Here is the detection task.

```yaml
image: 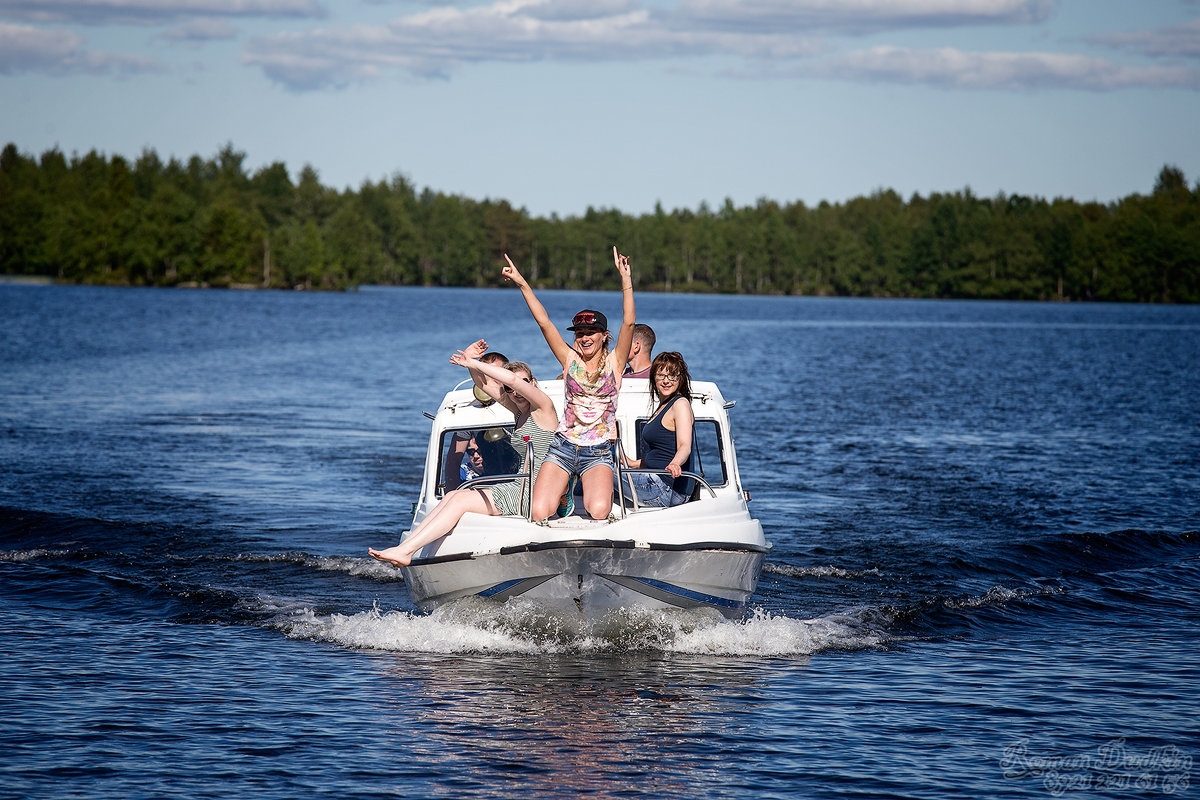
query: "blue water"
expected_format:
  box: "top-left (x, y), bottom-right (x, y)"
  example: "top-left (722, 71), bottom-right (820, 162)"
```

top-left (2, 284), bottom-right (1198, 799)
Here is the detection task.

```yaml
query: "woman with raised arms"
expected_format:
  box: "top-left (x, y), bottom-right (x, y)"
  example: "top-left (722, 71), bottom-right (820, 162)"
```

top-left (502, 247), bottom-right (635, 522)
top-left (368, 342), bottom-right (558, 568)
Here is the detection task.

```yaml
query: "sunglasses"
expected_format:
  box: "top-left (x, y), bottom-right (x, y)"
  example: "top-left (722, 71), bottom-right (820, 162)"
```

top-left (466, 447), bottom-right (481, 456)
top-left (501, 377), bottom-right (532, 393)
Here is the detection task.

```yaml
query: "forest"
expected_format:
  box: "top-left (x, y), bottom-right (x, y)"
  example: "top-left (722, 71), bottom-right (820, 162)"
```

top-left (1, 142), bottom-right (1197, 302)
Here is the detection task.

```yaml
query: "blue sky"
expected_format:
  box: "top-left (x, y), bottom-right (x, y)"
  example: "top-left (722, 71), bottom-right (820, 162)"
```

top-left (2, 1), bottom-right (1198, 218)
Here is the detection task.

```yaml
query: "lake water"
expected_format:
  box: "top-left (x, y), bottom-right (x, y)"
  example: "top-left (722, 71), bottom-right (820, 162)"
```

top-left (1, 284), bottom-right (1198, 799)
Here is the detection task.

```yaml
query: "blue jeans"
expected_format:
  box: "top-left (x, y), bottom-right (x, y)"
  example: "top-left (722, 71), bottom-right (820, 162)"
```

top-left (543, 434), bottom-right (614, 477)
top-left (625, 472), bottom-right (688, 508)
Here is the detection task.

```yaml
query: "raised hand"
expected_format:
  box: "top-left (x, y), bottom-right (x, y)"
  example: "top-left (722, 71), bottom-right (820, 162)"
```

top-left (449, 350), bottom-right (470, 367)
top-left (502, 254), bottom-right (527, 286)
top-left (462, 339), bottom-right (488, 360)
top-left (612, 246), bottom-right (631, 280)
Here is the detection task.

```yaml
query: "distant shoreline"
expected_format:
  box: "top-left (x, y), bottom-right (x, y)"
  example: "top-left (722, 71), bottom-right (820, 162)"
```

top-left (0, 275), bottom-right (55, 285)
top-left (3, 277), bottom-right (1194, 304)
top-left (4, 143), bottom-right (1195, 303)
top-left (0, 276), bottom-right (325, 291)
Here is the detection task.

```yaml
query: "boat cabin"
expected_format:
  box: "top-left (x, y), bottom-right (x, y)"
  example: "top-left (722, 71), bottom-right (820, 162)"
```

top-left (416, 377), bottom-right (747, 523)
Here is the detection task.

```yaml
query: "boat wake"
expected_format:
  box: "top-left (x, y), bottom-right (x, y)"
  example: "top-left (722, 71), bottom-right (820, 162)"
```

top-left (203, 550), bottom-right (404, 581)
top-left (272, 598), bottom-right (888, 657)
top-left (764, 563), bottom-right (882, 579)
top-left (11, 499), bottom-right (1191, 661)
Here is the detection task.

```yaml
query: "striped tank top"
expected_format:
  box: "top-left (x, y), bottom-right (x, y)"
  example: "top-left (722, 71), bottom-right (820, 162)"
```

top-left (488, 414), bottom-right (556, 517)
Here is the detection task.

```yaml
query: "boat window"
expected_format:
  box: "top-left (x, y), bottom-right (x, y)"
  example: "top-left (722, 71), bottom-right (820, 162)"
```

top-left (436, 426), bottom-right (518, 496)
top-left (691, 420), bottom-right (728, 488)
top-left (630, 418), bottom-right (728, 489)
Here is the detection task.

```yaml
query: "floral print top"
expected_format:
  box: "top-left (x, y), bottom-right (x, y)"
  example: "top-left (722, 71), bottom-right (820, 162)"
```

top-left (557, 356), bottom-right (619, 446)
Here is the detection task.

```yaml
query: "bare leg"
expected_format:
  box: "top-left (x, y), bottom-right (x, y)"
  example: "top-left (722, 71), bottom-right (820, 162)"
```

top-left (369, 489), bottom-right (495, 567)
top-left (580, 464), bottom-right (614, 520)
top-left (531, 461), bottom-right (570, 522)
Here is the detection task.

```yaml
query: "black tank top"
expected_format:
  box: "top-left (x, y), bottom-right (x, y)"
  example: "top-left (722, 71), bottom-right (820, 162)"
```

top-left (639, 395), bottom-right (693, 495)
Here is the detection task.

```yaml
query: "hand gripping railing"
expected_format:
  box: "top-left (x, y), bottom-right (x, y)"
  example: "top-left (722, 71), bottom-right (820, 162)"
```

top-left (613, 438), bottom-right (716, 518)
top-left (614, 469), bottom-right (716, 516)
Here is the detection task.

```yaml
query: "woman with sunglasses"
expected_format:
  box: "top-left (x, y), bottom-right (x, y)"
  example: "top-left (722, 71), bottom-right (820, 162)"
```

top-left (619, 351), bottom-right (695, 508)
top-left (368, 346), bottom-right (558, 568)
top-left (502, 247), bottom-right (635, 522)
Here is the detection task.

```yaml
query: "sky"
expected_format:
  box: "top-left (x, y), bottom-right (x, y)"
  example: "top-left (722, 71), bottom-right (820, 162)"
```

top-left (1, 0), bottom-right (1198, 218)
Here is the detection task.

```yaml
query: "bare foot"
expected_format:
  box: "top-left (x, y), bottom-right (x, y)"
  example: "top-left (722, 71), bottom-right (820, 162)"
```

top-left (368, 546), bottom-right (411, 568)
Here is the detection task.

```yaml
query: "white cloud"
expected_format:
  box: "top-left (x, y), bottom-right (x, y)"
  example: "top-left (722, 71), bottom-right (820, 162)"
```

top-left (240, 0), bottom-right (1073, 90)
top-left (14, 0), bottom-right (1188, 95)
top-left (673, 0), bottom-right (1054, 34)
top-left (237, 2), bottom-right (1200, 93)
top-left (1090, 18), bottom-right (1200, 61)
top-left (808, 45), bottom-right (1200, 90)
top-left (159, 17), bottom-right (239, 42)
top-left (0, 0), bottom-right (323, 25)
top-left (242, 0), bottom-right (824, 89)
top-left (522, 0), bottom-right (639, 22)
top-left (0, 20), bottom-right (162, 73)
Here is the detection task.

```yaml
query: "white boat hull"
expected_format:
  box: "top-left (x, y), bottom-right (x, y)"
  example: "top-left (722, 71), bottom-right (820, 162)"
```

top-left (403, 539), bottom-right (766, 619)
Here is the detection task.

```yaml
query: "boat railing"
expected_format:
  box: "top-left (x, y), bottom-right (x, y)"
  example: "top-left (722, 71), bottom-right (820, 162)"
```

top-left (450, 454), bottom-right (715, 524)
top-left (454, 469), bottom-right (538, 522)
top-left (613, 469), bottom-right (717, 517)
top-left (612, 437), bottom-right (718, 517)
top-left (455, 471), bottom-right (529, 491)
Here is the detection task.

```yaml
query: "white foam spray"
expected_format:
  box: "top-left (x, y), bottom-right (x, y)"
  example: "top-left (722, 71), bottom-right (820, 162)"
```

top-left (273, 599), bottom-right (888, 657)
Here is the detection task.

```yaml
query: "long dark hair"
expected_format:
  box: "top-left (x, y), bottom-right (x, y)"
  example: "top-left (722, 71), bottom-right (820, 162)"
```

top-left (648, 351), bottom-right (691, 408)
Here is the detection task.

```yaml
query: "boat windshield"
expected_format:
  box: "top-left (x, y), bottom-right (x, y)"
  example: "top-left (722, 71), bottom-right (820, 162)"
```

top-left (437, 426), bottom-right (519, 495)
top-left (628, 417), bottom-right (728, 489)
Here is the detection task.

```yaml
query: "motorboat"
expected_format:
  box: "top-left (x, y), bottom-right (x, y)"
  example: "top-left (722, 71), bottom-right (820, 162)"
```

top-left (398, 378), bottom-right (769, 619)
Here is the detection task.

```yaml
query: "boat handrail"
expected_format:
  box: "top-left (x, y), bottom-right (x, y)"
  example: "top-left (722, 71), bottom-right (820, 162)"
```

top-left (615, 468), bottom-right (717, 509)
top-left (612, 438), bottom-right (715, 518)
top-left (455, 471), bottom-right (530, 493)
top-left (613, 466), bottom-right (718, 519)
top-left (453, 465), bottom-right (715, 522)
top-left (454, 469), bottom-right (537, 523)
top-left (439, 418), bottom-right (721, 524)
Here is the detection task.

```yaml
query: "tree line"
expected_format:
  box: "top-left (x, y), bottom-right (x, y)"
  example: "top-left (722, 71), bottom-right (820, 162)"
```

top-left (2, 142), bottom-right (1197, 302)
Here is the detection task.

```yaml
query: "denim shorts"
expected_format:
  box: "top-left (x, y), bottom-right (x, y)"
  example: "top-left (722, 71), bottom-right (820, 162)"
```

top-left (625, 472), bottom-right (688, 508)
top-left (543, 433), bottom-right (614, 477)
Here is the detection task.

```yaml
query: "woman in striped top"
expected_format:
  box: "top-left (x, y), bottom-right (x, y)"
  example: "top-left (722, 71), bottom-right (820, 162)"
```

top-left (368, 347), bottom-right (558, 568)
